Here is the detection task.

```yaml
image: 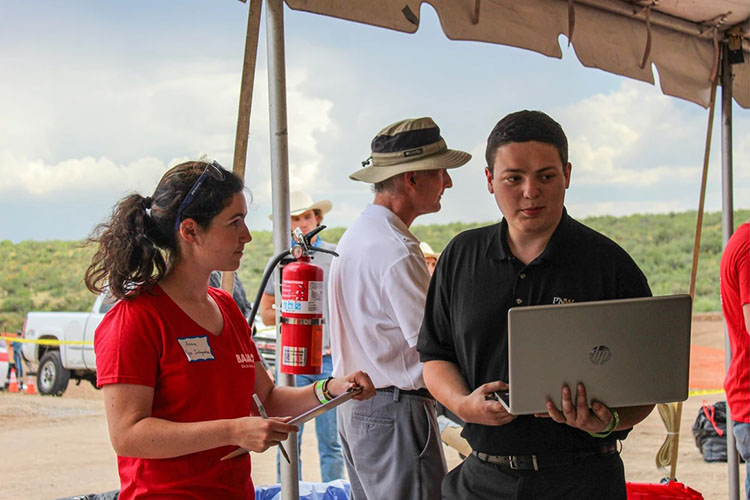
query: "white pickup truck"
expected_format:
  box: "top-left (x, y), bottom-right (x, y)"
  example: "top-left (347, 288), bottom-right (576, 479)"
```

top-left (22, 293), bottom-right (114, 396)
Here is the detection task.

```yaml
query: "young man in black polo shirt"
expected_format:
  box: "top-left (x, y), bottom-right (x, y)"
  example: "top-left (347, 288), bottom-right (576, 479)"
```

top-left (417, 110), bottom-right (654, 499)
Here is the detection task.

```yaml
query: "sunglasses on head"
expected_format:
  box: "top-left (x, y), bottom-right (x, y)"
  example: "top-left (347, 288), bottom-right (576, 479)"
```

top-left (174, 161), bottom-right (226, 231)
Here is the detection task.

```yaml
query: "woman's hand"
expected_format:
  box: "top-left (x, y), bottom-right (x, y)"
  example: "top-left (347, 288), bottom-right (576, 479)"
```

top-left (327, 371), bottom-right (376, 401)
top-left (232, 416), bottom-right (298, 453)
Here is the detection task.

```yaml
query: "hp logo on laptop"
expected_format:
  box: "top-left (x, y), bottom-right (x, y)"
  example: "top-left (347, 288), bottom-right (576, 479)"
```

top-left (589, 345), bottom-right (611, 365)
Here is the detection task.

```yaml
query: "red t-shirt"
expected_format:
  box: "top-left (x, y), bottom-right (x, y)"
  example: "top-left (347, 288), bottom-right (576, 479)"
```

top-left (721, 223), bottom-right (750, 423)
top-left (95, 285), bottom-right (260, 499)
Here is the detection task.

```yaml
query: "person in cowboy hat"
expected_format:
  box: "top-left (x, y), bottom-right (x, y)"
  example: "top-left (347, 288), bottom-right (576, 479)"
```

top-left (259, 190), bottom-right (344, 482)
top-left (328, 117), bottom-right (471, 500)
top-left (419, 241), bottom-right (440, 276)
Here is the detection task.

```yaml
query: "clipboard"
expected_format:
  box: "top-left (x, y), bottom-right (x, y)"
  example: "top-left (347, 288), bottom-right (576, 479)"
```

top-left (220, 386), bottom-right (362, 461)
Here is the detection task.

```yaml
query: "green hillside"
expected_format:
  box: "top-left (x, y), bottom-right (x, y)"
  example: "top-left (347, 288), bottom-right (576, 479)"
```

top-left (1, 209), bottom-right (747, 332)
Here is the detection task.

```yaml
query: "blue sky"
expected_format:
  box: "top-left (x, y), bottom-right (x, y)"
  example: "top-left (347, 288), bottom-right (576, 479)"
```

top-left (1, 1), bottom-right (748, 243)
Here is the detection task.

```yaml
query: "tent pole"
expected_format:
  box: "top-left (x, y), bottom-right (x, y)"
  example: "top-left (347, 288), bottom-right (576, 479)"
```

top-left (223, 0), bottom-right (264, 294)
top-left (665, 51), bottom-right (719, 483)
top-left (721, 42), bottom-right (740, 500)
top-left (266, 0), bottom-right (299, 497)
top-left (232, 0), bottom-right (262, 180)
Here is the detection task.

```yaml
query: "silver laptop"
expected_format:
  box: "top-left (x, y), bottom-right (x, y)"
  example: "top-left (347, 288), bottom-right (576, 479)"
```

top-left (498, 294), bottom-right (692, 415)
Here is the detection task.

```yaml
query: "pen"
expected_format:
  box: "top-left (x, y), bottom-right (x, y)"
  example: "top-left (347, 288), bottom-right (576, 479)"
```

top-left (253, 393), bottom-right (291, 464)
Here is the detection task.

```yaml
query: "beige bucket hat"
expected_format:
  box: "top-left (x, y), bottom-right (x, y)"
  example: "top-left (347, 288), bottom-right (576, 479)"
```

top-left (268, 190), bottom-right (333, 220)
top-left (350, 117), bottom-right (472, 183)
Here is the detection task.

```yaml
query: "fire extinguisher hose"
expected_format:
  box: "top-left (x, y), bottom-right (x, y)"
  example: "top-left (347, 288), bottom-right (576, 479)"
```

top-left (247, 249), bottom-right (291, 327)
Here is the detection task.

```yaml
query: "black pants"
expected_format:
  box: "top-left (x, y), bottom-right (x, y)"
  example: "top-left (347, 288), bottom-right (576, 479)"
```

top-left (442, 451), bottom-right (627, 500)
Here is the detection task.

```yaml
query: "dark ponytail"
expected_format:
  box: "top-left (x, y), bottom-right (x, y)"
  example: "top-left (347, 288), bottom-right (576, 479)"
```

top-left (85, 193), bottom-right (165, 300)
top-left (85, 161), bottom-right (245, 300)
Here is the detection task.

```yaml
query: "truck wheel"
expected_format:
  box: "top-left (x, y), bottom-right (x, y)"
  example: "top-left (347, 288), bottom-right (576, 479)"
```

top-left (37, 351), bottom-right (70, 396)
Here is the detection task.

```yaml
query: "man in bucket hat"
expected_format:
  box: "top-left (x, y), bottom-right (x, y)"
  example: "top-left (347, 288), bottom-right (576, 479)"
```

top-left (328, 117), bottom-right (471, 499)
top-left (260, 190), bottom-right (344, 482)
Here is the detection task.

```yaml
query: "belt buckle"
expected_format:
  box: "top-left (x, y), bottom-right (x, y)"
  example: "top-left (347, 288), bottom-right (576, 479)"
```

top-left (509, 455), bottom-right (540, 471)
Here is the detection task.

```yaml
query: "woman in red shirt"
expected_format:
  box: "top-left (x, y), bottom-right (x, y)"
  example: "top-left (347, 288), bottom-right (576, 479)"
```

top-left (86, 160), bottom-right (374, 499)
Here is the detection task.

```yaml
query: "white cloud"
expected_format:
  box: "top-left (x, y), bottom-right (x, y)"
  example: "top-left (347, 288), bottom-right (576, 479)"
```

top-left (273, 68), bottom-right (338, 192)
top-left (570, 137), bottom-right (702, 186)
top-left (0, 152), bottom-right (167, 200)
top-left (0, 56), bottom-right (338, 205)
top-left (558, 79), bottom-right (710, 187)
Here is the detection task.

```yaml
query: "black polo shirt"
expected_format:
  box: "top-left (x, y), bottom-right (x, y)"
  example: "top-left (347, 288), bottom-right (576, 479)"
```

top-left (417, 209), bottom-right (651, 455)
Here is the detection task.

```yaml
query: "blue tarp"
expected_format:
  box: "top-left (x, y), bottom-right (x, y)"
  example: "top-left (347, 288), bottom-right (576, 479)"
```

top-left (255, 480), bottom-right (350, 500)
top-left (57, 491), bottom-right (120, 500)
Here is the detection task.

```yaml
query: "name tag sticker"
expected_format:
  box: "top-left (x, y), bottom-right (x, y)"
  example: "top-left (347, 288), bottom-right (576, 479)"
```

top-left (177, 335), bottom-right (215, 362)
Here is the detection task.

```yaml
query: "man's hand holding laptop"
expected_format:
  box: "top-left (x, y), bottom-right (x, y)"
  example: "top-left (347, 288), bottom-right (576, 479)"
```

top-left (536, 383), bottom-right (616, 434)
top-left (536, 383), bottom-right (654, 438)
top-left (455, 380), bottom-right (516, 426)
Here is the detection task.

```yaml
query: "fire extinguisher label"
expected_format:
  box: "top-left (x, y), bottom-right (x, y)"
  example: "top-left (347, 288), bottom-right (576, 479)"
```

top-left (283, 346), bottom-right (307, 367)
top-left (281, 280), bottom-right (325, 314)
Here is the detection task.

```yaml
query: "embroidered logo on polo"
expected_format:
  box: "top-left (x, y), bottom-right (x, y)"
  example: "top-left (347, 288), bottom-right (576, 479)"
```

top-left (552, 296), bottom-right (575, 304)
top-left (177, 335), bottom-right (215, 362)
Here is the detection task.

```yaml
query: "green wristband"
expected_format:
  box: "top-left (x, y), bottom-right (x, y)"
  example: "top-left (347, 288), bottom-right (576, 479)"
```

top-left (313, 379), bottom-right (330, 404)
top-left (589, 406), bottom-right (620, 438)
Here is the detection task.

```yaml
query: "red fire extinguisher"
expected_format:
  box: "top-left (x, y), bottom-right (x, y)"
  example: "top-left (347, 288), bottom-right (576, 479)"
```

top-left (247, 226), bottom-right (337, 376)
top-left (276, 226), bottom-right (337, 375)
top-left (279, 252), bottom-right (324, 374)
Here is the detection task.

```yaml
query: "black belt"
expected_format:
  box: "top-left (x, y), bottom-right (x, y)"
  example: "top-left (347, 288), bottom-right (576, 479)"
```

top-left (376, 386), bottom-right (433, 401)
top-left (472, 442), bottom-right (618, 471)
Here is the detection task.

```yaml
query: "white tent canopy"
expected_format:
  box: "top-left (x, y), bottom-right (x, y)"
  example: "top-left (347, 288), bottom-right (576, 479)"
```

top-left (286, 0), bottom-right (750, 108)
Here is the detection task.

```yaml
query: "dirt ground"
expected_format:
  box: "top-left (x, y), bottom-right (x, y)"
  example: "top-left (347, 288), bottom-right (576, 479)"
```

top-left (0, 315), bottom-right (740, 500)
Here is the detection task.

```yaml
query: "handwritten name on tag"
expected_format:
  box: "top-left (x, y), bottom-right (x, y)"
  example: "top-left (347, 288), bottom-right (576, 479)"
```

top-left (177, 335), bottom-right (215, 362)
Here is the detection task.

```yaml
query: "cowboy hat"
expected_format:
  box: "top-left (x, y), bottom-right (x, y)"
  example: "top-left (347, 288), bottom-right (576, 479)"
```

top-left (350, 117), bottom-right (471, 184)
top-left (268, 191), bottom-right (333, 220)
top-left (419, 241), bottom-right (440, 259)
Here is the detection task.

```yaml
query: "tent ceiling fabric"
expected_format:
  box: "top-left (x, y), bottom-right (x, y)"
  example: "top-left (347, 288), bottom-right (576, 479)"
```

top-left (285, 0), bottom-right (750, 108)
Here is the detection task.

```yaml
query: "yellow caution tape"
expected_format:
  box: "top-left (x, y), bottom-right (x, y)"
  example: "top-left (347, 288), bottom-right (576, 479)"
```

top-left (688, 388), bottom-right (725, 397)
top-left (0, 335), bottom-right (92, 346)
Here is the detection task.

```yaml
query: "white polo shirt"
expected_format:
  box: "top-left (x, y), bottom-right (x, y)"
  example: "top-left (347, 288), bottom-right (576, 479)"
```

top-left (328, 204), bottom-right (431, 390)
